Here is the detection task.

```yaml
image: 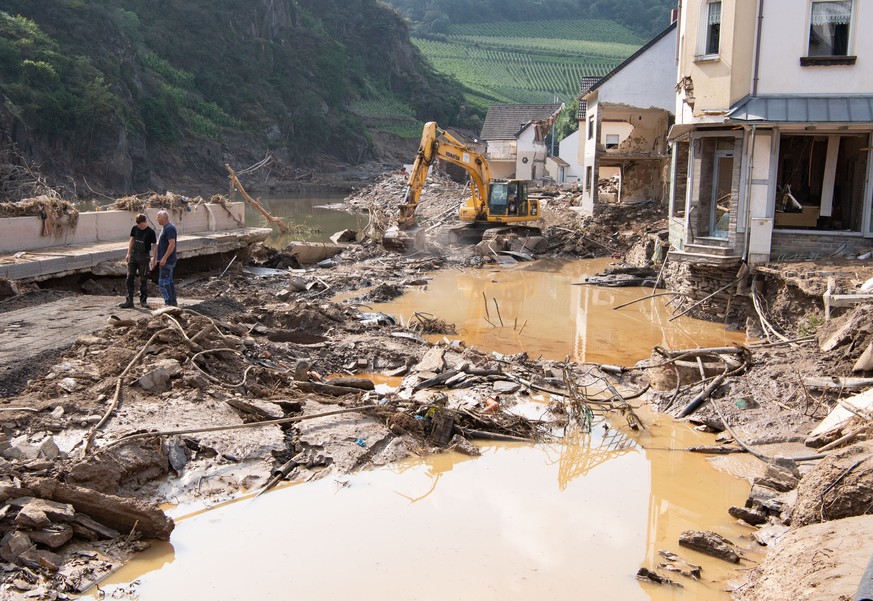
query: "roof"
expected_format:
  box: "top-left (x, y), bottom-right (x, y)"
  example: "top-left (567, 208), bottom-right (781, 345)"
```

top-left (586, 21), bottom-right (677, 96)
top-left (726, 95), bottom-right (873, 123)
top-left (577, 76), bottom-right (601, 119)
top-left (480, 104), bottom-right (563, 141)
top-left (547, 156), bottom-right (570, 167)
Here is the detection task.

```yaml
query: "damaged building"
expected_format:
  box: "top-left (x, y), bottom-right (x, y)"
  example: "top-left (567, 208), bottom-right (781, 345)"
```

top-left (578, 21), bottom-right (678, 214)
top-left (668, 0), bottom-right (873, 264)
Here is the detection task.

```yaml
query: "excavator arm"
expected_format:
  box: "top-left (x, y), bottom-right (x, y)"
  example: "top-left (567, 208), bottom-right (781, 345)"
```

top-left (397, 122), bottom-right (492, 227)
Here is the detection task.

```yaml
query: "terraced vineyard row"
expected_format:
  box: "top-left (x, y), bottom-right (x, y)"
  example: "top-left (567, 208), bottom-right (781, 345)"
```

top-left (413, 19), bottom-right (645, 108)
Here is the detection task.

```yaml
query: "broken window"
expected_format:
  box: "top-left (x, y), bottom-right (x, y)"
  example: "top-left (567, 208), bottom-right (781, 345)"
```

top-left (774, 133), bottom-right (868, 232)
top-left (705, 1), bottom-right (721, 56)
top-left (808, 1), bottom-right (852, 56)
top-left (605, 134), bottom-right (620, 149)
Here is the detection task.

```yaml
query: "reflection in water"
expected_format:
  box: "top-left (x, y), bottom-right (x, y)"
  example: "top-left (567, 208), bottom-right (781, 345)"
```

top-left (374, 258), bottom-right (747, 365)
top-left (82, 260), bottom-right (757, 601)
top-left (86, 418), bottom-right (755, 601)
top-left (546, 426), bottom-right (638, 491)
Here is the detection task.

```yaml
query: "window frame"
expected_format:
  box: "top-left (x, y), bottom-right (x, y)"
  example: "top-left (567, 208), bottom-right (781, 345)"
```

top-left (605, 133), bottom-right (620, 149)
top-left (802, 0), bottom-right (856, 65)
top-left (696, 0), bottom-right (722, 60)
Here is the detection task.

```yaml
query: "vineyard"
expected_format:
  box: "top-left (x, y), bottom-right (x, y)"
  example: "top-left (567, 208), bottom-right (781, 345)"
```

top-left (413, 19), bottom-right (645, 109)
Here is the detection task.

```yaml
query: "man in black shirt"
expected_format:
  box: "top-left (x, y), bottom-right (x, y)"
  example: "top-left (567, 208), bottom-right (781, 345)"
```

top-left (120, 214), bottom-right (157, 308)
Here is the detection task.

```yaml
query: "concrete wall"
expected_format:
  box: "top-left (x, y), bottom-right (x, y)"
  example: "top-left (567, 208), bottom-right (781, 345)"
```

top-left (1, 203), bottom-right (245, 253)
top-left (558, 130), bottom-right (583, 182)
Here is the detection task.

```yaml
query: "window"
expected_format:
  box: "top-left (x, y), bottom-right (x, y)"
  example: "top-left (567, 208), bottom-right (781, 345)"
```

top-left (587, 115), bottom-right (594, 140)
top-left (585, 166), bottom-right (593, 191)
top-left (605, 134), bottom-right (620, 149)
top-left (705, 1), bottom-right (721, 56)
top-left (808, 1), bottom-right (852, 56)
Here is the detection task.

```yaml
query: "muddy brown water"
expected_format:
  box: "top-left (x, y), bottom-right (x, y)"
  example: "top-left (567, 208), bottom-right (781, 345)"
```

top-left (83, 258), bottom-right (760, 600)
top-left (243, 192), bottom-right (365, 247)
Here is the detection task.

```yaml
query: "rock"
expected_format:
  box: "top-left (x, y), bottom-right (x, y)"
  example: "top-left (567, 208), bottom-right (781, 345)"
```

top-left (754, 463), bottom-right (799, 493)
top-left (729, 505), bottom-right (769, 526)
top-left (12, 498), bottom-right (75, 526)
top-left (28, 523), bottom-right (73, 548)
top-left (66, 439), bottom-right (169, 495)
top-left (448, 435), bottom-right (480, 456)
top-left (330, 229), bottom-right (357, 243)
top-left (413, 347), bottom-right (445, 374)
top-left (678, 530), bottom-right (740, 563)
top-left (325, 377), bottom-right (375, 391)
top-left (23, 476), bottom-right (174, 540)
top-left (276, 289), bottom-right (293, 301)
top-left (166, 437), bottom-right (190, 476)
top-left (492, 380), bottom-right (520, 394)
top-left (0, 277), bottom-right (18, 298)
top-left (138, 359), bottom-right (183, 393)
top-left (0, 531), bottom-right (33, 563)
top-left (18, 547), bottom-right (62, 571)
top-left (657, 550), bottom-right (701, 580)
top-left (636, 567), bottom-right (681, 587)
top-left (57, 377), bottom-right (80, 393)
top-left (71, 513), bottom-right (121, 540)
top-left (38, 437), bottom-right (60, 461)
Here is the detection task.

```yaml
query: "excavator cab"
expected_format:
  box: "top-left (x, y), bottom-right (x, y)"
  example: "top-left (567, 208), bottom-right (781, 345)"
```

top-left (487, 180), bottom-right (531, 218)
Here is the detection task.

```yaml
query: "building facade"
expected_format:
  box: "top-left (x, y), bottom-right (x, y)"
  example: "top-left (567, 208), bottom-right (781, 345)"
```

top-left (579, 23), bottom-right (678, 214)
top-left (670, 0), bottom-right (873, 264)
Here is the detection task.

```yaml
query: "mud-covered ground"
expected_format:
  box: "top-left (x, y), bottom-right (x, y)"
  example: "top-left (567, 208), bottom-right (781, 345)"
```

top-left (1, 171), bottom-right (873, 599)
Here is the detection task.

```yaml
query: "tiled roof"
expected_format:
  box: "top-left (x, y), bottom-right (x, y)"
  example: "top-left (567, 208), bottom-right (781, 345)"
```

top-left (578, 76), bottom-right (601, 119)
top-left (480, 104), bottom-right (563, 141)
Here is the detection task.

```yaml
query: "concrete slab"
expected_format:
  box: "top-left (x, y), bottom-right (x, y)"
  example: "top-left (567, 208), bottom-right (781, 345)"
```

top-left (0, 228), bottom-right (272, 283)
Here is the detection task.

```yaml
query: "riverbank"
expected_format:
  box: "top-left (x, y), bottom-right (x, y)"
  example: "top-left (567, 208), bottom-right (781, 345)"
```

top-left (0, 171), bottom-right (871, 599)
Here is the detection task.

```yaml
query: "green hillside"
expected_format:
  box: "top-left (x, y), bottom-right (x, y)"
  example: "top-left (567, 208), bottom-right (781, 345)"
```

top-left (413, 20), bottom-right (646, 109)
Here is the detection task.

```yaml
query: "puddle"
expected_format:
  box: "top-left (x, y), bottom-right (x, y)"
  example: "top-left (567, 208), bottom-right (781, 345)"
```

top-left (82, 259), bottom-right (759, 600)
top-left (372, 258), bottom-right (747, 364)
top-left (84, 412), bottom-right (756, 601)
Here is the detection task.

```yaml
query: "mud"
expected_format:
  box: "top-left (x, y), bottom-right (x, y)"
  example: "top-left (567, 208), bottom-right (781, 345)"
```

top-left (2, 169), bottom-right (873, 599)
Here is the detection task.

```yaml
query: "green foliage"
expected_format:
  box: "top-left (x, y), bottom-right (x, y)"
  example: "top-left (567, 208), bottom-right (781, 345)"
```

top-left (554, 98), bottom-right (580, 142)
top-left (797, 314), bottom-right (824, 337)
top-left (386, 0), bottom-right (677, 37)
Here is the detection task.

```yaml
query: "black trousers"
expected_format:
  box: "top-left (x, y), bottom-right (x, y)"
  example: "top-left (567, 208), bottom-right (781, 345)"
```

top-left (126, 255), bottom-right (150, 302)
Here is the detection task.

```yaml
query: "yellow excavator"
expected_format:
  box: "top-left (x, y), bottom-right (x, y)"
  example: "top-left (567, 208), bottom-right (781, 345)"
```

top-left (382, 122), bottom-right (541, 252)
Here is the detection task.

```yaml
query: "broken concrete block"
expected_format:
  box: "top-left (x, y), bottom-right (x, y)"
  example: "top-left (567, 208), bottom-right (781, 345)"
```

top-left (3, 442), bottom-right (39, 462)
top-left (448, 435), bottom-right (480, 457)
top-left (138, 359), bottom-right (183, 393)
top-left (276, 288), bottom-right (293, 301)
top-left (414, 348), bottom-right (445, 374)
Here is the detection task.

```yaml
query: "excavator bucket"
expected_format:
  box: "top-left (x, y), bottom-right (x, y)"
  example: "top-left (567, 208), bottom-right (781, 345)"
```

top-left (383, 224), bottom-right (427, 253)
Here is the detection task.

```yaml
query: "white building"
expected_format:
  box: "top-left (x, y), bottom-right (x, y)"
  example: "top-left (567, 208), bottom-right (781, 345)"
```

top-left (579, 22), bottom-right (678, 214)
top-left (479, 104), bottom-right (563, 184)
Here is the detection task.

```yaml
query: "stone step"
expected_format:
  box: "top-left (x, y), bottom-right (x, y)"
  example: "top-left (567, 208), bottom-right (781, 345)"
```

top-left (684, 242), bottom-right (736, 257)
top-left (667, 249), bottom-right (743, 266)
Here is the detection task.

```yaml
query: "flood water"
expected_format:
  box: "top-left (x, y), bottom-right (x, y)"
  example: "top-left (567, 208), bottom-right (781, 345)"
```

top-left (242, 192), bottom-right (365, 248)
top-left (82, 199), bottom-right (760, 601)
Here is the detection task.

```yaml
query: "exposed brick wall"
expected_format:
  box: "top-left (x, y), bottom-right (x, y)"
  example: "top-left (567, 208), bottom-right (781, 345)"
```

top-left (770, 232), bottom-right (873, 260)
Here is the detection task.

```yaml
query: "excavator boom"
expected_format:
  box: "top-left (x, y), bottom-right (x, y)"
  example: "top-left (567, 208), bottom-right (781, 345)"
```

top-left (383, 121), bottom-right (540, 253)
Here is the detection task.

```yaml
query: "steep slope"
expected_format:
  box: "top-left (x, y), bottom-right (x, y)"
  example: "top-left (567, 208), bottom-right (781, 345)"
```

top-left (0, 0), bottom-right (465, 197)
